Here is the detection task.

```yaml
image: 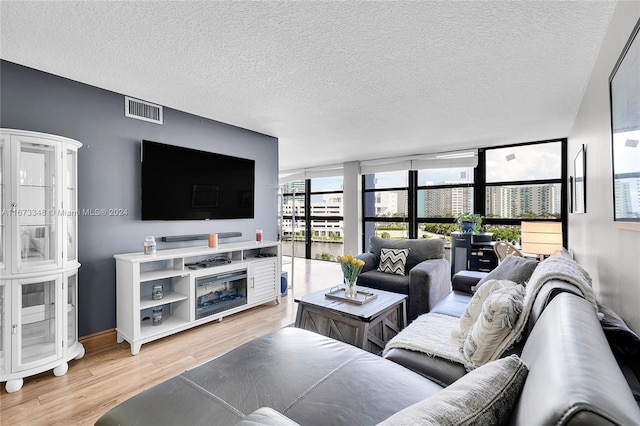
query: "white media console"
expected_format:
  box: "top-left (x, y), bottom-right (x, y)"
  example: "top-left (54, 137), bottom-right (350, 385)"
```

top-left (114, 241), bottom-right (281, 355)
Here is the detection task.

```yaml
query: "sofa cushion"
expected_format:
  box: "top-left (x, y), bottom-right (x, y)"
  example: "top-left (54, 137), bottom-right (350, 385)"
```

top-left (369, 236), bottom-right (445, 271)
top-left (377, 248), bottom-right (410, 275)
top-left (462, 284), bottom-right (525, 367)
top-left (429, 290), bottom-right (473, 318)
top-left (476, 254), bottom-right (538, 287)
top-left (459, 279), bottom-right (516, 338)
top-left (357, 270), bottom-right (409, 294)
top-left (378, 355), bottom-right (528, 425)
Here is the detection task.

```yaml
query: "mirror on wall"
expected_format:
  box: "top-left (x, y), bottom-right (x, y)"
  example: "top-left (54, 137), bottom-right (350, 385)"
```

top-left (609, 19), bottom-right (640, 222)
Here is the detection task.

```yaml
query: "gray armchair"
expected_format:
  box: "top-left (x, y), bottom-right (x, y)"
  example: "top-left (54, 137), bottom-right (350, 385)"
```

top-left (356, 236), bottom-right (451, 321)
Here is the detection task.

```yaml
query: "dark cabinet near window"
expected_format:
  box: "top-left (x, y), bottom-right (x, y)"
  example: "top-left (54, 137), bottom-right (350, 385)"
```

top-left (450, 232), bottom-right (498, 276)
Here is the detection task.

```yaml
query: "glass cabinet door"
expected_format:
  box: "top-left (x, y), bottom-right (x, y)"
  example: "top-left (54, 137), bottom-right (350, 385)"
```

top-left (66, 272), bottom-right (77, 347)
top-left (0, 136), bottom-right (6, 272)
top-left (0, 283), bottom-right (5, 377)
top-left (14, 276), bottom-right (59, 371)
top-left (17, 140), bottom-right (58, 271)
top-left (64, 148), bottom-right (77, 263)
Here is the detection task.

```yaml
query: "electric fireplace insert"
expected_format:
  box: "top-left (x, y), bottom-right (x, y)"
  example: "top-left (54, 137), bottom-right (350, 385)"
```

top-left (195, 271), bottom-right (247, 319)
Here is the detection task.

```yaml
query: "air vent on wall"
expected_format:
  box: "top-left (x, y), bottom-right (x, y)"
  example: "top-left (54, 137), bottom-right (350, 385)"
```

top-left (125, 96), bottom-right (163, 124)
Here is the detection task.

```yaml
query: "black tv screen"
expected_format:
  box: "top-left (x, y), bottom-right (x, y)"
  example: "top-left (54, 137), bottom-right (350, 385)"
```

top-left (141, 140), bottom-right (255, 220)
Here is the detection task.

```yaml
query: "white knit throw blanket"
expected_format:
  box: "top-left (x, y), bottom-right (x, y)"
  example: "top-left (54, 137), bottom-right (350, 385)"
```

top-left (383, 256), bottom-right (598, 369)
top-left (383, 312), bottom-right (466, 365)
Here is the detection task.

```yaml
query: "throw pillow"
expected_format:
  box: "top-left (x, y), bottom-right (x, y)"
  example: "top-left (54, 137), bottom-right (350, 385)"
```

top-left (459, 279), bottom-right (517, 338)
top-left (462, 284), bottom-right (526, 367)
top-left (377, 355), bottom-right (529, 425)
top-left (369, 236), bottom-right (445, 271)
top-left (235, 407), bottom-right (300, 426)
top-left (476, 254), bottom-right (539, 287)
top-left (377, 248), bottom-right (410, 276)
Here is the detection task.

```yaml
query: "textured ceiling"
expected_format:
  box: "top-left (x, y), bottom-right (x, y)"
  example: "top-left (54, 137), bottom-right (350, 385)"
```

top-left (0, 1), bottom-right (616, 172)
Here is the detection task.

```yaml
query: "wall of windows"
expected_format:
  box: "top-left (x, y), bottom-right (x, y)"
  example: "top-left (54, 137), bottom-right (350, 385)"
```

top-left (280, 139), bottom-right (566, 261)
top-left (362, 171), bottom-right (410, 245)
top-left (480, 140), bottom-right (566, 245)
top-left (279, 177), bottom-right (344, 261)
top-left (362, 139), bottom-right (567, 248)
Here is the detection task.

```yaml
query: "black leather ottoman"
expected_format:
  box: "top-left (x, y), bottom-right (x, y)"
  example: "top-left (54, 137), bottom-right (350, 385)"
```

top-left (96, 327), bottom-right (442, 426)
top-left (451, 270), bottom-right (488, 293)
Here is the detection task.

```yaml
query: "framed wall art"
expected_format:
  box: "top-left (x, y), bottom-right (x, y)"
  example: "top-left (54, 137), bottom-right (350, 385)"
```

top-left (609, 19), bottom-right (640, 223)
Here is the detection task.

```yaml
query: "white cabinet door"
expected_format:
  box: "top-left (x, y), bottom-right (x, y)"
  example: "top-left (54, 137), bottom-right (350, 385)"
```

top-left (13, 135), bottom-right (61, 274)
top-left (12, 274), bottom-right (61, 373)
top-left (248, 259), bottom-right (277, 304)
top-left (0, 282), bottom-right (7, 377)
top-left (0, 136), bottom-right (8, 275)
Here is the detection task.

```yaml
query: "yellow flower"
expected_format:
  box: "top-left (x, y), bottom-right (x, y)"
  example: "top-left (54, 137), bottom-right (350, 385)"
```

top-left (337, 253), bottom-right (365, 283)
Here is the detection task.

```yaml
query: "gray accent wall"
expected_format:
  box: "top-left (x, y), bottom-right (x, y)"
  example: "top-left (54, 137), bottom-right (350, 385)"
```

top-left (568, 1), bottom-right (640, 333)
top-left (0, 60), bottom-right (279, 336)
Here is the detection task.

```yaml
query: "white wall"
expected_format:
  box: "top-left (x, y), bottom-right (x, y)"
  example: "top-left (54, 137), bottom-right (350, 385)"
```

top-left (568, 1), bottom-right (640, 332)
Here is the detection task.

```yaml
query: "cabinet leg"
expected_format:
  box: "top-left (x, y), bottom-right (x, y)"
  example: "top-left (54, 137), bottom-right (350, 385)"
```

top-left (116, 333), bottom-right (124, 344)
top-left (131, 343), bottom-right (141, 355)
top-left (5, 378), bottom-right (24, 393)
top-left (75, 344), bottom-right (86, 360)
top-left (53, 362), bottom-right (69, 377)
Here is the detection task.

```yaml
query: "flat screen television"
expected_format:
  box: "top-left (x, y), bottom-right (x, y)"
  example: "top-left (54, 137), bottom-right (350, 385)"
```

top-left (141, 140), bottom-right (255, 220)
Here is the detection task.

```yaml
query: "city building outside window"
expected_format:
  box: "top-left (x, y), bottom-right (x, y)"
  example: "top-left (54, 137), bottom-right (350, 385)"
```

top-left (482, 141), bottom-right (565, 243)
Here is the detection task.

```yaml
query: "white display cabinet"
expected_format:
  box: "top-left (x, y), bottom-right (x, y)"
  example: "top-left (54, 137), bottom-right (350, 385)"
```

top-left (0, 129), bottom-right (84, 393)
top-left (115, 241), bottom-right (281, 355)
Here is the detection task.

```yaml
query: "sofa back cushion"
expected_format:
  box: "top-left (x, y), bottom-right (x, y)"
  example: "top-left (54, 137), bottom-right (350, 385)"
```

top-left (476, 254), bottom-right (538, 287)
top-left (512, 293), bottom-right (640, 425)
top-left (369, 236), bottom-right (445, 272)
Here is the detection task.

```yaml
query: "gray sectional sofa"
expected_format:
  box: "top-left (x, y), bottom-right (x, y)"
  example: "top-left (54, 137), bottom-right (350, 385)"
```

top-left (96, 255), bottom-right (640, 425)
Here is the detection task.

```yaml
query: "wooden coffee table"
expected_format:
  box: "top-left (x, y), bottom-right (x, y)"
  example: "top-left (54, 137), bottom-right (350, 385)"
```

top-left (294, 285), bottom-right (407, 355)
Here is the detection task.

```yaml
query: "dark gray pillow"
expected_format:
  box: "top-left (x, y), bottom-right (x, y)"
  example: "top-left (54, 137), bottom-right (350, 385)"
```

top-left (477, 255), bottom-right (539, 287)
top-left (369, 236), bottom-right (445, 271)
top-left (377, 355), bottom-right (528, 425)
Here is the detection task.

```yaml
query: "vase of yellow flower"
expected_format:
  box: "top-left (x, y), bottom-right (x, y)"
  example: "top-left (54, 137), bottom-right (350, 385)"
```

top-left (337, 254), bottom-right (365, 298)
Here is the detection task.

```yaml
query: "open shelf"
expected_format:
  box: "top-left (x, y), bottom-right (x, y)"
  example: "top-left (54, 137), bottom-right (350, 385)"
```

top-left (139, 314), bottom-right (189, 338)
top-left (139, 269), bottom-right (188, 282)
top-left (139, 291), bottom-right (188, 310)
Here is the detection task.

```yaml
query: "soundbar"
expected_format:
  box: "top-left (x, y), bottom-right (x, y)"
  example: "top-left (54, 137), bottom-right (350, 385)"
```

top-left (161, 232), bottom-right (242, 243)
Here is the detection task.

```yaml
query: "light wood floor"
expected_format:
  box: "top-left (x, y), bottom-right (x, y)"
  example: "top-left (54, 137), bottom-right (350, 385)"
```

top-left (0, 258), bottom-right (341, 426)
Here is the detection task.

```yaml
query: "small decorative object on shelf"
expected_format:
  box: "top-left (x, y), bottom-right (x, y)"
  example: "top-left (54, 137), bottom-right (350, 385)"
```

top-left (337, 254), bottom-right (365, 298)
top-left (208, 233), bottom-right (218, 248)
top-left (152, 283), bottom-right (163, 300)
top-left (255, 229), bottom-right (263, 243)
top-left (144, 236), bottom-right (156, 255)
top-left (152, 307), bottom-right (163, 326)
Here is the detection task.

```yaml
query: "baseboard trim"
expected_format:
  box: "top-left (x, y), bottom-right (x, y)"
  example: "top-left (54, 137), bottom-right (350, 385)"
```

top-left (79, 328), bottom-right (117, 352)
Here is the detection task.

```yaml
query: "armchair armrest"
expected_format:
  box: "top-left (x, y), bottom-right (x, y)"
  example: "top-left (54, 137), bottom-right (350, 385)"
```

top-left (356, 252), bottom-right (378, 273)
top-left (408, 259), bottom-right (451, 321)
